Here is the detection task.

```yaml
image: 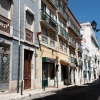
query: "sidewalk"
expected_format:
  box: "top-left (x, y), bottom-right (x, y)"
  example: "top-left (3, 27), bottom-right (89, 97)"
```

top-left (0, 84), bottom-right (74, 100)
top-left (0, 80), bottom-right (97, 100)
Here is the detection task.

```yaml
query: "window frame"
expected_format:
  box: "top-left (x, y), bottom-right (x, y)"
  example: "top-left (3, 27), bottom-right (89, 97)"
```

top-left (42, 28), bottom-right (48, 44)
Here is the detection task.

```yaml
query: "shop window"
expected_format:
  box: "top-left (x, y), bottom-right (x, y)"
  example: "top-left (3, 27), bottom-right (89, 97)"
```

top-left (42, 28), bottom-right (48, 44)
top-left (50, 64), bottom-right (54, 79)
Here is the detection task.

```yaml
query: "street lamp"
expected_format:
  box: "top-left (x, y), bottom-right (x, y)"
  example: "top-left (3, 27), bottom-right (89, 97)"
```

top-left (91, 20), bottom-right (100, 32)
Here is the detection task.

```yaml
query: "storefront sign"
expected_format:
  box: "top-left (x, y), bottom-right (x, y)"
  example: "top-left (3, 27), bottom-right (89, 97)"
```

top-left (42, 57), bottom-right (57, 63)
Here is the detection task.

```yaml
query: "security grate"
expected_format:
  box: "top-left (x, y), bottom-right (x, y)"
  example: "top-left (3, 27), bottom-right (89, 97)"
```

top-left (0, 53), bottom-right (10, 83)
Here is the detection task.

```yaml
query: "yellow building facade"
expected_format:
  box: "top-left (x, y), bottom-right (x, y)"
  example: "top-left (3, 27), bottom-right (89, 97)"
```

top-left (37, 0), bottom-right (82, 88)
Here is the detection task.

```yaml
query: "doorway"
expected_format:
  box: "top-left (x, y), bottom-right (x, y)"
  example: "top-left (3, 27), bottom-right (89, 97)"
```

top-left (0, 43), bottom-right (10, 91)
top-left (42, 63), bottom-right (48, 88)
top-left (24, 49), bottom-right (33, 89)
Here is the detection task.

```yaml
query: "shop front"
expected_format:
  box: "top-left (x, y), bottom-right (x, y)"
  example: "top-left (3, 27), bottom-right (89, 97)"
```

top-left (42, 57), bottom-right (57, 88)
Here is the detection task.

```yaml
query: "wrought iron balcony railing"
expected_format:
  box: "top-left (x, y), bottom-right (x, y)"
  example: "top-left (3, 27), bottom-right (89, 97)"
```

top-left (78, 45), bottom-right (83, 52)
top-left (40, 9), bottom-right (58, 32)
top-left (69, 38), bottom-right (76, 48)
top-left (49, 0), bottom-right (58, 8)
top-left (67, 21), bottom-right (81, 38)
top-left (59, 25), bottom-right (69, 40)
top-left (0, 14), bottom-right (11, 34)
top-left (58, 3), bottom-right (69, 20)
top-left (25, 28), bottom-right (33, 43)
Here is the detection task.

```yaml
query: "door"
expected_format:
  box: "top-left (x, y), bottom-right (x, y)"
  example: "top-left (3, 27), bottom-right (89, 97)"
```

top-left (0, 44), bottom-right (10, 92)
top-left (24, 49), bottom-right (33, 89)
top-left (42, 63), bottom-right (48, 88)
top-left (0, 52), bottom-right (10, 91)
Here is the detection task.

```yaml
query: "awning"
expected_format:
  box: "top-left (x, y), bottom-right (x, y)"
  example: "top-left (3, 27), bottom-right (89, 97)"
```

top-left (60, 59), bottom-right (69, 65)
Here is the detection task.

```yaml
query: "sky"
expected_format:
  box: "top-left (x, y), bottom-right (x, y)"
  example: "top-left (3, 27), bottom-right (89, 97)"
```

top-left (68, 0), bottom-right (100, 45)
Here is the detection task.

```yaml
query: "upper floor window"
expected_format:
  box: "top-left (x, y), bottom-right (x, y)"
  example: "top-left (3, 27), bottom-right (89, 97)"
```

top-left (26, 11), bottom-right (34, 31)
top-left (59, 18), bottom-right (62, 26)
top-left (41, 1), bottom-right (46, 11)
top-left (50, 32), bottom-right (55, 47)
top-left (64, 42), bottom-right (67, 53)
top-left (50, 10), bottom-right (54, 20)
top-left (0, 0), bottom-right (12, 34)
top-left (63, 24), bottom-right (66, 30)
top-left (25, 11), bottom-right (34, 42)
top-left (49, 10), bottom-right (57, 23)
top-left (0, 0), bottom-right (11, 19)
top-left (59, 39), bottom-right (63, 51)
top-left (42, 28), bottom-right (48, 44)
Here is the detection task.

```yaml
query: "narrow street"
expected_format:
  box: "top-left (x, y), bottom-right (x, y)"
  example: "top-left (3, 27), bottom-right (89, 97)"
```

top-left (30, 80), bottom-right (100, 100)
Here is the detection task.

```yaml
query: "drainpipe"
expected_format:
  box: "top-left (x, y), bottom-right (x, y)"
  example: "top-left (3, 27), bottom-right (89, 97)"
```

top-left (17, 0), bottom-right (20, 93)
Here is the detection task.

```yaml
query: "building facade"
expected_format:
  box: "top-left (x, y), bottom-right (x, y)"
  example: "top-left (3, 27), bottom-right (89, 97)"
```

top-left (81, 40), bottom-right (91, 83)
top-left (38, 0), bottom-right (82, 89)
top-left (0, 0), bottom-right (39, 92)
top-left (81, 22), bottom-right (100, 82)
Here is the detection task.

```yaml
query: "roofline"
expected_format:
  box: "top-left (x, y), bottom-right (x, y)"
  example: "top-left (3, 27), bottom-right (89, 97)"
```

top-left (67, 6), bottom-right (81, 28)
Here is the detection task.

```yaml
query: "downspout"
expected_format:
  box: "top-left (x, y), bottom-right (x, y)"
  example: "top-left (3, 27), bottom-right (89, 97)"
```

top-left (17, 0), bottom-right (20, 93)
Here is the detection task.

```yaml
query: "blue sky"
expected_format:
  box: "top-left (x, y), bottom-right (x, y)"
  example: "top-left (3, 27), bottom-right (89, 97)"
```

top-left (68, 0), bottom-right (100, 45)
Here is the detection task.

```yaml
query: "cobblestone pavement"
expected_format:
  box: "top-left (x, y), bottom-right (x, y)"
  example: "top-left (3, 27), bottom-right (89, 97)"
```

top-left (31, 80), bottom-right (100, 100)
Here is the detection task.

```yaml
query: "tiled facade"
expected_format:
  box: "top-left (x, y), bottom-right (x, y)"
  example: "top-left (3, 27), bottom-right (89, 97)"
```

top-left (0, 0), bottom-right (99, 93)
top-left (0, 0), bottom-right (39, 92)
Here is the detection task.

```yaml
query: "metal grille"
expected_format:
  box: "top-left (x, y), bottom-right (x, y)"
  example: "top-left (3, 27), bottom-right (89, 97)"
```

top-left (0, 53), bottom-right (10, 83)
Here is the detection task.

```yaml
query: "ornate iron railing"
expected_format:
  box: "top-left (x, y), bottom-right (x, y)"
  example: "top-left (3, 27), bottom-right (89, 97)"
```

top-left (40, 9), bottom-right (58, 31)
top-left (25, 28), bottom-right (33, 43)
top-left (0, 14), bottom-right (11, 33)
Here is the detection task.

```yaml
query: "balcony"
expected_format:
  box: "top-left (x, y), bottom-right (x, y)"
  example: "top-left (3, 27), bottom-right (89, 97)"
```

top-left (69, 38), bottom-right (76, 48)
top-left (68, 56), bottom-right (77, 67)
top-left (78, 45), bottom-right (83, 52)
top-left (58, 25), bottom-right (69, 40)
top-left (40, 9), bottom-right (58, 32)
top-left (88, 56), bottom-right (91, 61)
top-left (67, 21), bottom-right (81, 38)
top-left (78, 59), bottom-right (83, 67)
top-left (0, 14), bottom-right (11, 34)
top-left (25, 28), bottom-right (33, 43)
top-left (84, 54), bottom-right (88, 60)
top-left (58, 4), bottom-right (69, 21)
top-left (48, 0), bottom-right (58, 9)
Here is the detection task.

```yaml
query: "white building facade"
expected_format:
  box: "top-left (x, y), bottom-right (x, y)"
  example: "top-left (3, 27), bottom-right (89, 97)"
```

top-left (81, 22), bottom-right (100, 82)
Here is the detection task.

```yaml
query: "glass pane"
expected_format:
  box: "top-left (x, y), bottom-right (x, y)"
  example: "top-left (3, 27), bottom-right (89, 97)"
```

top-left (42, 36), bottom-right (48, 44)
top-left (50, 40), bottom-right (55, 47)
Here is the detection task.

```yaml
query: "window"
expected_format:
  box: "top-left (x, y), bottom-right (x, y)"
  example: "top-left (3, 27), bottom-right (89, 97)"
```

top-left (84, 59), bottom-right (87, 69)
top-left (63, 24), bottom-right (66, 30)
top-left (59, 39), bottom-right (63, 51)
top-left (0, 0), bottom-right (11, 18)
top-left (59, 19), bottom-right (62, 26)
top-left (41, 1), bottom-right (46, 11)
top-left (64, 42), bottom-right (67, 53)
top-left (50, 10), bottom-right (54, 20)
top-left (50, 33), bottom-right (55, 47)
top-left (42, 28), bottom-right (48, 44)
top-left (26, 11), bottom-right (34, 31)
top-left (50, 64), bottom-right (54, 79)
